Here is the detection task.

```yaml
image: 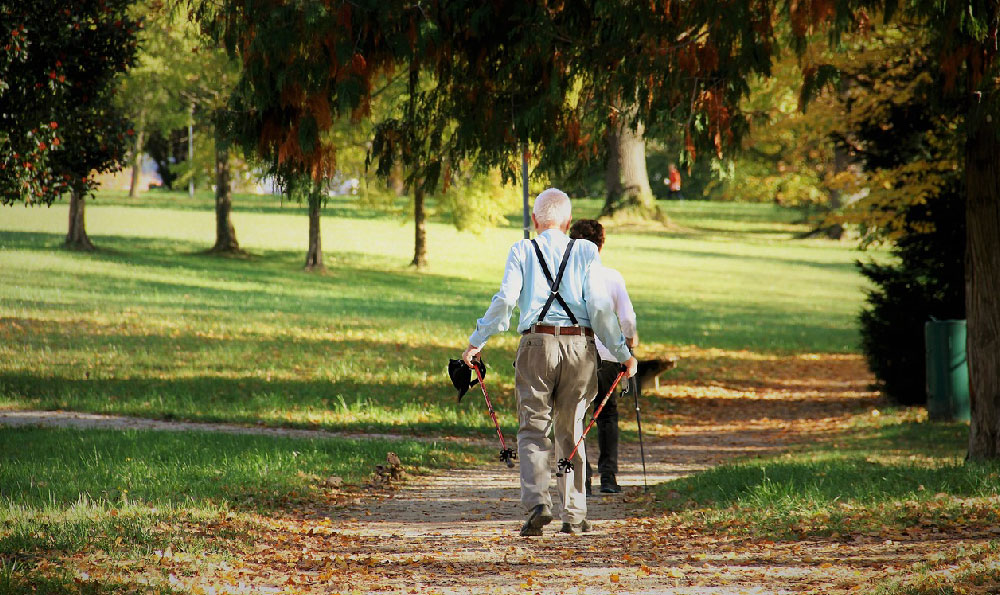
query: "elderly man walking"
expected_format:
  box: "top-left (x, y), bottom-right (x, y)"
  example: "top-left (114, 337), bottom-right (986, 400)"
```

top-left (462, 188), bottom-right (637, 536)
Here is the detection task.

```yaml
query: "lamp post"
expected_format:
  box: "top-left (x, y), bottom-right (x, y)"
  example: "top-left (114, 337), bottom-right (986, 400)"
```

top-left (521, 143), bottom-right (529, 240)
top-left (188, 104), bottom-right (194, 198)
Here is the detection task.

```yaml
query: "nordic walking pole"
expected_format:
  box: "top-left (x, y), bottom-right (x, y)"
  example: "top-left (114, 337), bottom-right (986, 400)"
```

top-left (471, 359), bottom-right (516, 468)
top-left (556, 363), bottom-right (628, 477)
top-left (631, 369), bottom-right (649, 492)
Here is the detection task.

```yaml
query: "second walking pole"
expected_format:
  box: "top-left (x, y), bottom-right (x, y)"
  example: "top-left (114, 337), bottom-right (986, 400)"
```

top-left (631, 366), bottom-right (649, 491)
top-left (556, 363), bottom-right (628, 477)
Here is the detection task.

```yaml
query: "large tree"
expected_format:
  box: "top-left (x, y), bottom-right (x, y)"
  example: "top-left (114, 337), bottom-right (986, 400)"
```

top-left (912, 0), bottom-right (1000, 460)
top-left (1, 1), bottom-right (138, 251)
top-left (120, 3), bottom-right (243, 253)
top-left (203, 1), bottom-right (775, 267)
top-left (801, 1), bottom-right (1000, 459)
top-left (1, 0), bottom-right (138, 244)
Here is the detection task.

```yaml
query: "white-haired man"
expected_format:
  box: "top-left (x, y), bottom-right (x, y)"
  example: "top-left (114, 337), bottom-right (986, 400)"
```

top-left (462, 188), bottom-right (637, 536)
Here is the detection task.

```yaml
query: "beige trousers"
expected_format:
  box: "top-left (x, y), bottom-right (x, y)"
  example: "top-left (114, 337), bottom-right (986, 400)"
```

top-left (514, 331), bottom-right (598, 524)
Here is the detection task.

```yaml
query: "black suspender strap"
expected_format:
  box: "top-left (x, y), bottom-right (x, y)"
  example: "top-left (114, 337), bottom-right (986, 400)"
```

top-left (530, 239), bottom-right (579, 326)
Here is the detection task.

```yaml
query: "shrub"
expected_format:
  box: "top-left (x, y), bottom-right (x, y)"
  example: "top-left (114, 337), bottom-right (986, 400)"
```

top-left (857, 188), bottom-right (965, 405)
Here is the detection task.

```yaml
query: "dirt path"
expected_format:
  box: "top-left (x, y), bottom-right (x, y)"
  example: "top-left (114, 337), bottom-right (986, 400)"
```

top-left (5, 353), bottom-right (991, 593)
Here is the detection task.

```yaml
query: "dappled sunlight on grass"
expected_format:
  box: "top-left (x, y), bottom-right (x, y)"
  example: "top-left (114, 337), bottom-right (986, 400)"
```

top-left (4, 194), bottom-right (993, 595)
top-left (2, 197), bottom-right (873, 437)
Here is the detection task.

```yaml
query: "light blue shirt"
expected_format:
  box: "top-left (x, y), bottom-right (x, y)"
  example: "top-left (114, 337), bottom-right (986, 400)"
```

top-left (468, 229), bottom-right (631, 363)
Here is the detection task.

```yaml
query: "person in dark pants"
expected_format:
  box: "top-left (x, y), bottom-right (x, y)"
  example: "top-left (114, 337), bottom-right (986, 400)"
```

top-left (569, 219), bottom-right (637, 495)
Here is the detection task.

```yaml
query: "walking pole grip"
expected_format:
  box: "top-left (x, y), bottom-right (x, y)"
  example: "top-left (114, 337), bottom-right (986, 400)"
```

top-left (556, 363), bottom-right (628, 477)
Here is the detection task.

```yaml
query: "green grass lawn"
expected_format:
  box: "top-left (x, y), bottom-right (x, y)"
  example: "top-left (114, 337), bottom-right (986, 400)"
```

top-left (5, 189), bottom-right (991, 595)
top-left (1, 191), bottom-right (870, 434)
top-left (0, 424), bottom-right (482, 594)
top-left (653, 408), bottom-right (1000, 595)
top-left (656, 410), bottom-right (1000, 539)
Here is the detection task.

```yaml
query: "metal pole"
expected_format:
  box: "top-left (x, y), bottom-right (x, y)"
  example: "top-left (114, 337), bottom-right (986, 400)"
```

top-left (188, 104), bottom-right (194, 198)
top-left (521, 142), bottom-right (530, 239)
top-left (631, 372), bottom-right (649, 492)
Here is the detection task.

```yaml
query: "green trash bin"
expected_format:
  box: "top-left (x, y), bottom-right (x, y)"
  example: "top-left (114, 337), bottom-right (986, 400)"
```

top-left (924, 319), bottom-right (970, 422)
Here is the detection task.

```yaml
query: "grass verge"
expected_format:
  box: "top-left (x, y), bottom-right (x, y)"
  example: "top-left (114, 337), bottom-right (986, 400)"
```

top-left (655, 409), bottom-right (1000, 540)
top-left (0, 425), bottom-right (482, 591)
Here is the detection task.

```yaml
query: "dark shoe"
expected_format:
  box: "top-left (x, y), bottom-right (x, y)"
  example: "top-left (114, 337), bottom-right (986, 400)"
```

top-left (600, 474), bottom-right (621, 494)
top-left (519, 504), bottom-right (553, 537)
top-left (558, 519), bottom-right (593, 534)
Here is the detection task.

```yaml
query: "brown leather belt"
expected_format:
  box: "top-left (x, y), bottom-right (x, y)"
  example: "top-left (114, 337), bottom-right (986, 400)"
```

top-left (524, 324), bottom-right (594, 337)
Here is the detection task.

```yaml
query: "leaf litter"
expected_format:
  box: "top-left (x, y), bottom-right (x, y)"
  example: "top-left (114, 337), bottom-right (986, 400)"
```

top-left (5, 350), bottom-right (998, 594)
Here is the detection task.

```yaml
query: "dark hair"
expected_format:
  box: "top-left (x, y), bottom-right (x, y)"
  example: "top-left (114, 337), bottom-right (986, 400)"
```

top-left (569, 219), bottom-right (604, 250)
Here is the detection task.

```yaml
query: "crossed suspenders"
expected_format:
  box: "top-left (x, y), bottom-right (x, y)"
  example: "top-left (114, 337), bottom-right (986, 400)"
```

top-left (530, 238), bottom-right (579, 325)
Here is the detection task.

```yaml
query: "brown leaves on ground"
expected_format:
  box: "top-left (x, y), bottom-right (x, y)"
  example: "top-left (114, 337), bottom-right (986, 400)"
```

top-left (18, 350), bottom-right (1000, 594)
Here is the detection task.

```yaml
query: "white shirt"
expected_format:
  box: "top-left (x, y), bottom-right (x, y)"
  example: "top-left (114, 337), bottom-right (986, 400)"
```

top-left (595, 266), bottom-right (636, 362)
top-left (468, 230), bottom-right (631, 363)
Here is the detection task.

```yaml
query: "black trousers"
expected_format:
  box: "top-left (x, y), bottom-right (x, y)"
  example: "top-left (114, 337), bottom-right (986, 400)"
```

top-left (586, 359), bottom-right (621, 482)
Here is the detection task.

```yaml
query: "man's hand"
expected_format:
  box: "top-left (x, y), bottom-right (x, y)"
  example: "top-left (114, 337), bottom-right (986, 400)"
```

top-left (461, 344), bottom-right (482, 369)
top-left (624, 356), bottom-right (638, 378)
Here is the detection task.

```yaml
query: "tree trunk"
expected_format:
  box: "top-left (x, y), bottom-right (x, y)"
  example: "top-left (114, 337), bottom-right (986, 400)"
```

top-left (128, 108), bottom-right (146, 198)
top-left (411, 184), bottom-right (427, 268)
top-left (210, 141), bottom-right (240, 253)
top-left (390, 159), bottom-right (406, 196)
top-left (129, 127), bottom-right (145, 198)
top-left (965, 116), bottom-right (1000, 460)
top-left (603, 112), bottom-right (658, 218)
top-left (304, 191), bottom-right (324, 271)
top-left (604, 124), bottom-right (624, 208)
top-left (65, 189), bottom-right (95, 251)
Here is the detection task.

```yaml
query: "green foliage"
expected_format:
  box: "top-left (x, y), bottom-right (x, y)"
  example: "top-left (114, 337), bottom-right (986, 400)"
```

top-left (116, 3), bottom-right (195, 135)
top-left (430, 170), bottom-right (521, 233)
top-left (708, 44), bottom-right (842, 208)
top-left (857, 190), bottom-right (966, 406)
top-left (826, 22), bottom-right (964, 245)
top-left (116, 2), bottom-right (242, 192)
top-left (0, 0), bottom-right (138, 205)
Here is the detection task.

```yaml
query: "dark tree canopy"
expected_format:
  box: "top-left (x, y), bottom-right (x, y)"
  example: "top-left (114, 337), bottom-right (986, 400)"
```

top-left (205, 0), bottom-right (780, 193)
top-left (206, 0), bottom-right (1000, 458)
top-left (0, 0), bottom-right (138, 206)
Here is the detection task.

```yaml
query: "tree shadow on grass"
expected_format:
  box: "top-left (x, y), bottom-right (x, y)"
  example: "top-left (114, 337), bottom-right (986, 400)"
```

top-left (0, 367), bottom-right (513, 439)
top-left (2, 230), bottom-right (862, 353)
top-left (0, 425), bottom-right (478, 514)
top-left (0, 230), bottom-right (493, 327)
